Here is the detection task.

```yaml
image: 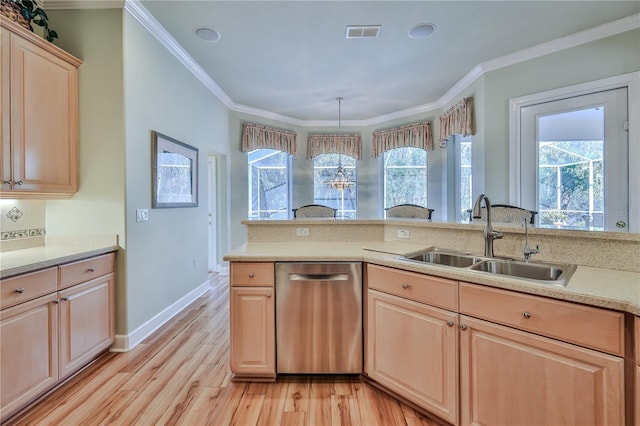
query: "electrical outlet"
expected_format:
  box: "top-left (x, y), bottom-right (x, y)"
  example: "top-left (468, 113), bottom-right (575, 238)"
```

top-left (397, 229), bottom-right (410, 239)
top-left (193, 258), bottom-right (198, 269)
top-left (296, 227), bottom-right (310, 236)
top-left (136, 208), bottom-right (149, 222)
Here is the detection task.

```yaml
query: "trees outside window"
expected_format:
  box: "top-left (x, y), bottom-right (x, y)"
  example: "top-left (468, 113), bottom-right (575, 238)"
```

top-left (313, 154), bottom-right (357, 219)
top-left (247, 149), bottom-right (291, 219)
top-left (383, 147), bottom-right (427, 215)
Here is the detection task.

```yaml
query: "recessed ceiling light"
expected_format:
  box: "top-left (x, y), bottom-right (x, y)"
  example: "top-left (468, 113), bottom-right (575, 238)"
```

top-left (409, 23), bottom-right (436, 39)
top-left (195, 26), bottom-right (221, 42)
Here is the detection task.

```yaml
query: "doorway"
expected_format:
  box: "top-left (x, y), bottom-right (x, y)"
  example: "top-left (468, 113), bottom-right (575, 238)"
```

top-left (207, 155), bottom-right (218, 272)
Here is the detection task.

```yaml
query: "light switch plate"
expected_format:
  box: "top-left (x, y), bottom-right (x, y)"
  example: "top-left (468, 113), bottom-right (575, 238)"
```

top-left (397, 229), bottom-right (410, 239)
top-left (136, 208), bottom-right (149, 222)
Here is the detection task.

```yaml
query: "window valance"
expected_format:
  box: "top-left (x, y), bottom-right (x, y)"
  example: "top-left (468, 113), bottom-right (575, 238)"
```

top-left (241, 122), bottom-right (298, 158)
top-left (371, 121), bottom-right (433, 158)
top-left (307, 134), bottom-right (362, 160)
top-left (439, 97), bottom-right (475, 144)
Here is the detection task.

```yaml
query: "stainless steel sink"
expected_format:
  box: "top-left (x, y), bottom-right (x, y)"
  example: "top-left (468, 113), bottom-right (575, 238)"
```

top-left (400, 247), bottom-right (576, 286)
top-left (470, 259), bottom-right (576, 286)
top-left (403, 248), bottom-right (483, 268)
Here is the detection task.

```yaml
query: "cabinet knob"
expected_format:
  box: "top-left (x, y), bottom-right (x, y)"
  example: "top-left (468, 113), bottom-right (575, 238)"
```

top-left (522, 311), bottom-right (532, 319)
top-left (447, 321), bottom-right (454, 327)
top-left (3, 180), bottom-right (12, 184)
top-left (248, 273), bottom-right (255, 278)
top-left (266, 294), bottom-right (272, 298)
top-left (53, 298), bottom-right (60, 304)
top-left (401, 283), bottom-right (409, 289)
top-left (15, 180), bottom-right (23, 185)
top-left (15, 287), bottom-right (26, 294)
top-left (87, 268), bottom-right (96, 273)
top-left (61, 296), bottom-right (70, 301)
top-left (459, 324), bottom-right (468, 331)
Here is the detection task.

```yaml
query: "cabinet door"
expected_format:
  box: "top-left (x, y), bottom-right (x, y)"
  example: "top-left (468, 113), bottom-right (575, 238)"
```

top-left (366, 289), bottom-right (458, 424)
top-left (459, 315), bottom-right (624, 426)
top-left (9, 33), bottom-right (77, 195)
top-left (230, 287), bottom-right (275, 378)
top-left (59, 274), bottom-right (114, 379)
top-left (1, 28), bottom-right (9, 191)
top-left (0, 293), bottom-right (58, 421)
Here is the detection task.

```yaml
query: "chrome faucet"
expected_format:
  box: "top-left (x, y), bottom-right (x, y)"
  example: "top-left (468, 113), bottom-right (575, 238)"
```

top-left (522, 217), bottom-right (540, 263)
top-left (472, 194), bottom-right (503, 257)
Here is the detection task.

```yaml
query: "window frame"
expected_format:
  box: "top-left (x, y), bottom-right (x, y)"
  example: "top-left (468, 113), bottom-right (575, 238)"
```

top-left (312, 153), bottom-right (358, 219)
top-left (381, 147), bottom-right (428, 217)
top-left (247, 148), bottom-right (293, 220)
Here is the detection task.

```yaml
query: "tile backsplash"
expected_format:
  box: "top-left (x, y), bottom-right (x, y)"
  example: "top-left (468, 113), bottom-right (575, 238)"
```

top-left (0, 200), bottom-right (46, 240)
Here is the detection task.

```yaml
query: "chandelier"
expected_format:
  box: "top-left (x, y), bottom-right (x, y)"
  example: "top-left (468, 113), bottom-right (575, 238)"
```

top-left (325, 97), bottom-right (354, 190)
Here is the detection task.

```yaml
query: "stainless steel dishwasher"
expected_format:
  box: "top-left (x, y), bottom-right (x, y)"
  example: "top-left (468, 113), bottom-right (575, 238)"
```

top-left (275, 262), bottom-right (362, 374)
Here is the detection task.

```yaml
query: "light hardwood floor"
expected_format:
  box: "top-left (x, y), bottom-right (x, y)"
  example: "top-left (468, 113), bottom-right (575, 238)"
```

top-left (7, 274), bottom-right (443, 426)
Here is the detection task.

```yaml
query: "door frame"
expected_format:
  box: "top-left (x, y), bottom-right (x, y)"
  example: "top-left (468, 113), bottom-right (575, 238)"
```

top-left (509, 71), bottom-right (640, 233)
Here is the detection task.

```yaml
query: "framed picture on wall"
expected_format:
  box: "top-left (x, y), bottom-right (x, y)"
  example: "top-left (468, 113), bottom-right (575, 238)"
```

top-left (151, 131), bottom-right (198, 208)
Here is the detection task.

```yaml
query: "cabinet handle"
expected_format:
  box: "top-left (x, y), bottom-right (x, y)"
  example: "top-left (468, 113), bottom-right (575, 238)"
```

top-left (459, 324), bottom-right (468, 330)
top-left (3, 180), bottom-right (12, 184)
top-left (266, 294), bottom-right (272, 298)
top-left (53, 298), bottom-right (60, 304)
top-left (87, 268), bottom-right (96, 273)
top-left (401, 283), bottom-right (409, 289)
top-left (61, 296), bottom-right (70, 301)
top-left (522, 311), bottom-right (532, 319)
top-left (447, 321), bottom-right (454, 327)
top-left (15, 287), bottom-right (26, 294)
top-left (248, 273), bottom-right (255, 278)
top-left (15, 180), bottom-right (23, 185)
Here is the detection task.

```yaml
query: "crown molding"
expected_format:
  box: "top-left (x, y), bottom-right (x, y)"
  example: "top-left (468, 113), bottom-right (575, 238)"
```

top-left (117, 2), bottom-right (638, 127)
top-left (43, 0), bottom-right (124, 9)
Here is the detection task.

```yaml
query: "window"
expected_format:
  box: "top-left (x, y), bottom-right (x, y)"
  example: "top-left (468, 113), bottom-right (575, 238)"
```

top-left (313, 153), bottom-right (357, 219)
top-left (247, 149), bottom-right (291, 219)
top-left (382, 147), bottom-right (427, 215)
top-left (456, 135), bottom-right (473, 222)
top-left (513, 79), bottom-right (633, 232)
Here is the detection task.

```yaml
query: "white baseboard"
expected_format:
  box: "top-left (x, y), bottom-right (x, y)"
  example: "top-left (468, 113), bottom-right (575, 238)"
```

top-left (219, 264), bottom-right (229, 275)
top-left (111, 279), bottom-right (210, 352)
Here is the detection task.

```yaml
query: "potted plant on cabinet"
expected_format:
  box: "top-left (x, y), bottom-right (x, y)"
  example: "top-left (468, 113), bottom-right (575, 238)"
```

top-left (0, 0), bottom-right (58, 42)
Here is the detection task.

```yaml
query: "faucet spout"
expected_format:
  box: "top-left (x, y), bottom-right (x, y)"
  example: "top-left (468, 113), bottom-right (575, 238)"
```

top-left (472, 194), bottom-right (503, 257)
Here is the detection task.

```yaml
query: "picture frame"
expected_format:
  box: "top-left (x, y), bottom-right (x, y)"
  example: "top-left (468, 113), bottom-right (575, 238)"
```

top-left (151, 131), bottom-right (198, 208)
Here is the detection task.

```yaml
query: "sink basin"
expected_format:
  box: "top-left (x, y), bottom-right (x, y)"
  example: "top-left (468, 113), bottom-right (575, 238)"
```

top-left (470, 259), bottom-right (576, 286)
top-left (403, 248), bottom-right (483, 268)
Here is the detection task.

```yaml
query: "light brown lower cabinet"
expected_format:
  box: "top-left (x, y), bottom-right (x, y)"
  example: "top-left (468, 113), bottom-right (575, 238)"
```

top-left (0, 252), bottom-right (115, 421)
top-left (0, 293), bottom-right (59, 419)
top-left (59, 273), bottom-right (115, 379)
top-left (230, 286), bottom-right (275, 378)
top-left (366, 289), bottom-right (458, 424)
top-left (459, 314), bottom-right (624, 425)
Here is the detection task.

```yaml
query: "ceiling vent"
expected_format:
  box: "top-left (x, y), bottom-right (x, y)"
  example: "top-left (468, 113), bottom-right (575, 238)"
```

top-left (346, 25), bottom-right (381, 39)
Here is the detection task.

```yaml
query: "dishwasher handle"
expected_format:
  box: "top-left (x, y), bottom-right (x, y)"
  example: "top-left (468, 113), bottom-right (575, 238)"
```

top-left (288, 273), bottom-right (350, 281)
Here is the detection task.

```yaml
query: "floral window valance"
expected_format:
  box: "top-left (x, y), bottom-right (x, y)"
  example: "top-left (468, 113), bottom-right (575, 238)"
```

top-left (241, 122), bottom-right (298, 157)
top-left (307, 134), bottom-right (362, 160)
top-left (439, 97), bottom-right (475, 144)
top-left (372, 121), bottom-right (433, 158)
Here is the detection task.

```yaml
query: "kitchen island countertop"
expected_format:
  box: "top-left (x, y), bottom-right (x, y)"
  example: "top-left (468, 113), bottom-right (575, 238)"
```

top-left (225, 241), bottom-right (640, 316)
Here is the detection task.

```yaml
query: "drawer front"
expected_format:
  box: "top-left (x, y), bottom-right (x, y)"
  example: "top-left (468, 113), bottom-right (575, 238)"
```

top-left (635, 316), bottom-right (640, 363)
top-left (366, 264), bottom-right (458, 311)
top-left (459, 282), bottom-right (624, 356)
top-left (230, 262), bottom-right (274, 286)
top-left (1, 267), bottom-right (58, 309)
top-left (59, 253), bottom-right (115, 290)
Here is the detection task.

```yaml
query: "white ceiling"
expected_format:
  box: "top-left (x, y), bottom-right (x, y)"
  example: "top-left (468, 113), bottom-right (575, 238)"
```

top-left (47, 1), bottom-right (640, 124)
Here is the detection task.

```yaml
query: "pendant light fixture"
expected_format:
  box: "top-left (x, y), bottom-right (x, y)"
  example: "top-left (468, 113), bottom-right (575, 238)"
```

top-left (325, 97), bottom-right (353, 190)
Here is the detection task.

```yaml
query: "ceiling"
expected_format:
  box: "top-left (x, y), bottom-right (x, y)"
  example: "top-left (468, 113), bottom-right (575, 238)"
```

top-left (48, 1), bottom-right (640, 124)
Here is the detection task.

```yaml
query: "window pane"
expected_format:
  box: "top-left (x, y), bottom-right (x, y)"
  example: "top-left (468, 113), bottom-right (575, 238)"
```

top-left (383, 147), bottom-right (427, 214)
top-left (313, 154), bottom-right (357, 219)
top-left (538, 108), bottom-right (604, 230)
top-left (248, 149), bottom-right (290, 219)
top-left (459, 136), bottom-right (473, 221)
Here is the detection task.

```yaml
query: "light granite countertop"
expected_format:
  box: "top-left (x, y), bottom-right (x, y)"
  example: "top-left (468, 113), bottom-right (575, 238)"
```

top-left (0, 236), bottom-right (119, 279)
top-left (224, 241), bottom-right (640, 316)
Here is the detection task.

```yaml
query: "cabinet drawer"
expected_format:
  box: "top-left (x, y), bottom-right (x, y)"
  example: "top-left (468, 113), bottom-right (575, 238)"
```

top-left (230, 262), bottom-right (274, 286)
top-left (1, 267), bottom-right (58, 309)
top-left (635, 316), bottom-right (640, 363)
top-left (459, 282), bottom-right (624, 356)
top-left (59, 253), bottom-right (115, 290)
top-left (366, 264), bottom-right (457, 311)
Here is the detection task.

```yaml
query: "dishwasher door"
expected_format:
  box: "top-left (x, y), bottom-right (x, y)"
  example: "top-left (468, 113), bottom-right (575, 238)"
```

top-left (275, 262), bottom-right (362, 374)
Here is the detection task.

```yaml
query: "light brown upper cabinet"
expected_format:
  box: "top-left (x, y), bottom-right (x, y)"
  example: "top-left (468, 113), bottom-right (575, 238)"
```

top-left (1, 17), bottom-right (82, 199)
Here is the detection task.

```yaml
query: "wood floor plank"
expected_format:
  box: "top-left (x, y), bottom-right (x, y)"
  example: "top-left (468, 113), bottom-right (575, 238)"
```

top-left (7, 274), bottom-right (446, 426)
